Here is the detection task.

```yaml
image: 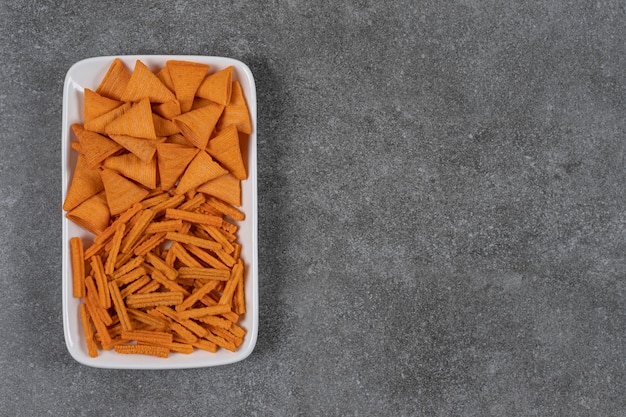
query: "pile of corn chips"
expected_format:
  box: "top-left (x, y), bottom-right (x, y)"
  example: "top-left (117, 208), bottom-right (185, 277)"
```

top-left (64, 58), bottom-right (252, 358)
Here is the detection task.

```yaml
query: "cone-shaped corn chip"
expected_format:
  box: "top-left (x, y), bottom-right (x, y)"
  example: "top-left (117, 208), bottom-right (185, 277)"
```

top-left (196, 66), bottom-right (232, 106)
top-left (152, 113), bottom-right (180, 136)
top-left (174, 151), bottom-right (227, 195)
top-left (72, 123), bottom-right (123, 169)
top-left (66, 191), bottom-right (110, 235)
top-left (216, 81), bottom-right (252, 134)
top-left (64, 154), bottom-right (105, 211)
top-left (173, 102), bottom-right (224, 149)
top-left (166, 133), bottom-right (194, 147)
top-left (156, 143), bottom-right (199, 190)
top-left (167, 60), bottom-right (210, 113)
top-left (96, 58), bottom-right (131, 101)
top-left (191, 97), bottom-right (214, 111)
top-left (84, 89), bottom-right (123, 124)
top-left (100, 168), bottom-right (150, 215)
top-left (206, 124), bottom-right (247, 180)
top-left (121, 60), bottom-right (176, 104)
top-left (197, 173), bottom-right (241, 207)
top-left (152, 99), bottom-right (181, 120)
top-left (105, 98), bottom-right (157, 140)
top-left (155, 66), bottom-right (175, 93)
top-left (103, 152), bottom-right (158, 189)
top-left (108, 135), bottom-right (164, 163)
top-left (84, 102), bottom-right (132, 135)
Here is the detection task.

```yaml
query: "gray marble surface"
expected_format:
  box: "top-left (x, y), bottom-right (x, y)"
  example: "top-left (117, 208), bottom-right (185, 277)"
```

top-left (1, 1), bottom-right (625, 415)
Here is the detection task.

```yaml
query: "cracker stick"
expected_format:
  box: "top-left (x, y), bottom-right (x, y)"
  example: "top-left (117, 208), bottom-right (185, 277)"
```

top-left (155, 306), bottom-right (207, 338)
top-left (126, 291), bottom-right (184, 309)
top-left (139, 341), bottom-right (194, 354)
top-left (127, 308), bottom-right (169, 330)
top-left (205, 196), bottom-right (245, 221)
top-left (219, 260), bottom-right (243, 306)
top-left (204, 331), bottom-right (236, 352)
top-left (234, 266), bottom-right (246, 315)
top-left (169, 242), bottom-right (203, 267)
top-left (120, 275), bottom-right (151, 298)
top-left (191, 338), bottom-right (218, 353)
top-left (108, 281), bottom-right (133, 331)
top-left (104, 223), bottom-right (125, 275)
top-left (150, 269), bottom-right (191, 297)
top-left (164, 209), bottom-right (223, 227)
top-left (121, 329), bottom-right (173, 345)
top-left (178, 304), bottom-right (231, 320)
top-left (141, 192), bottom-right (171, 209)
top-left (85, 276), bottom-right (113, 326)
top-left (165, 232), bottom-right (221, 251)
top-left (209, 326), bottom-right (244, 348)
top-left (198, 225), bottom-right (235, 254)
top-left (229, 322), bottom-right (247, 339)
top-left (113, 266), bottom-right (147, 286)
top-left (220, 219), bottom-right (238, 235)
top-left (150, 194), bottom-right (186, 217)
top-left (94, 202), bottom-right (143, 245)
top-left (177, 193), bottom-right (205, 211)
top-left (183, 244), bottom-right (229, 270)
top-left (112, 255), bottom-right (145, 279)
top-left (120, 209), bottom-right (155, 253)
top-left (178, 267), bottom-right (230, 281)
top-left (144, 219), bottom-right (183, 234)
top-left (83, 240), bottom-right (105, 260)
top-left (89, 255), bottom-right (111, 309)
top-left (114, 344), bottom-right (169, 358)
top-left (70, 237), bottom-right (86, 298)
top-left (135, 280), bottom-right (161, 294)
top-left (198, 294), bottom-right (239, 322)
top-left (195, 315), bottom-right (232, 330)
top-left (145, 251), bottom-right (178, 280)
top-left (214, 249), bottom-right (236, 267)
top-left (176, 281), bottom-right (220, 312)
top-left (79, 303), bottom-right (99, 357)
top-left (133, 232), bottom-right (167, 256)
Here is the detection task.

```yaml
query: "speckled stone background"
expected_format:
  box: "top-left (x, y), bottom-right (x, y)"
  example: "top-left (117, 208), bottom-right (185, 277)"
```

top-left (1, 1), bottom-right (625, 416)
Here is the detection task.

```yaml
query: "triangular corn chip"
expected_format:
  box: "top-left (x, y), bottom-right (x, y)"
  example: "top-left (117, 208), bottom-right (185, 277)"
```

top-left (96, 58), bottom-right (131, 101)
top-left (103, 152), bottom-right (158, 189)
top-left (166, 133), bottom-right (195, 147)
top-left (196, 66), bottom-right (232, 106)
top-left (173, 102), bottom-right (224, 149)
top-left (66, 191), bottom-right (111, 235)
top-left (152, 99), bottom-right (181, 119)
top-left (100, 168), bottom-right (150, 215)
top-left (197, 173), bottom-right (241, 207)
top-left (156, 143), bottom-right (199, 190)
top-left (152, 113), bottom-right (180, 136)
top-left (167, 60), bottom-right (210, 113)
top-left (63, 154), bottom-right (105, 211)
top-left (174, 151), bottom-right (227, 195)
top-left (84, 89), bottom-right (123, 123)
top-left (109, 134), bottom-right (164, 163)
top-left (84, 102), bottom-right (132, 134)
top-left (216, 81), bottom-right (252, 134)
top-left (105, 98), bottom-right (157, 140)
top-left (121, 60), bottom-right (176, 103)
top-left (72, 123), bottom-right (123, 169)
top-left (190, 97), bottom-right (213, 110)
top-left (155, 66), bottom-right (175, 92)
top-left (206, 124), bottom-right (247, 180)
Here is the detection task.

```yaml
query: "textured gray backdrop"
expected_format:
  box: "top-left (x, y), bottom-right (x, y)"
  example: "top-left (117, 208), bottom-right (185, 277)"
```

top-left (1, 1), bottom-right (625, 416)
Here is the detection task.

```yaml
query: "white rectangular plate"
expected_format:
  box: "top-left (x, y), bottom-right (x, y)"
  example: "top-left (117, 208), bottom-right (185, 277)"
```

top-left (62, 55), bottom-right (258, 369)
